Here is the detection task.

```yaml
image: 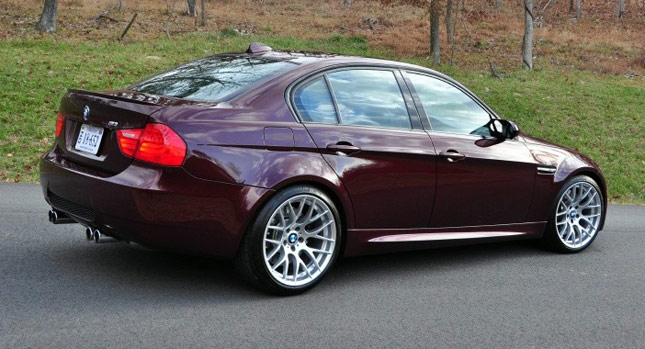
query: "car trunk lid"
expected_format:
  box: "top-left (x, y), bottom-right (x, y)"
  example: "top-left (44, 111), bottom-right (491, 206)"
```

top-left (57, 89), bottom-right (166, 175)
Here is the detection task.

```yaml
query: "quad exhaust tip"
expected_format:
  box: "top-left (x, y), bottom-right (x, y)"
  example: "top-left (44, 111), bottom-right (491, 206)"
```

top-left (48, 208), bottom-right (75, 224)
top-left (48, 209), bottom-right (103, 243)
top-left (86, 227), bottom-right (102, 243)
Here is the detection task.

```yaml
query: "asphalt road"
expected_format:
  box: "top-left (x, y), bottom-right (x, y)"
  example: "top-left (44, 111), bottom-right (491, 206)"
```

top-left (1, 183), bottom-right (644, 348)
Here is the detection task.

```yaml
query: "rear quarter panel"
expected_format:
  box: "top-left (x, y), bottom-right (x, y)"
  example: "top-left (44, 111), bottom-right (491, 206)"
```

top-left (152, 76), bottom-right (356, 229)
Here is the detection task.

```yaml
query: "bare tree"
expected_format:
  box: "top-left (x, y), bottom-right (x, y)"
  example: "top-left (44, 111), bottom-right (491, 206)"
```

top-left (344, 0), bottom-right (352, 8)
top-left (495, 0), bottom-right (502, 10)
top-left (116, 0), bottom-right (123, 13)
top-left (36, 0), bottom-right (58, 33)
top-left (446, 0), bottom-right (455, 44)
top-left (534, 0), bottom-right (556, 27)
top-left (522, 0), bottom-right (533, 69)
top-left (575, 0), bottom-right (581, 19)
top-left (119, 12), bottom-right (137, 41)
top-left (449, 0), bottom-right (462, 65)
top-left (200, 0), bottom-right (206, 26)
top-left (165, 0), bottom-right (177, 38)
top-left (617, 0), bottom-right (626, 19)
top-left (186, 0), bottom-right (197, 16)
top-left (429, 0), bottom-right (441, 64)
top-left (569, 0), bottom-right (574, 13)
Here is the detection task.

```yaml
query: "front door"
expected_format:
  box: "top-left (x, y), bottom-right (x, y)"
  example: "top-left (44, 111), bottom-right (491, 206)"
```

top-left (292, 68), bottom-right (436, 229)
top-left (404, 71), bottom-right (536, 227)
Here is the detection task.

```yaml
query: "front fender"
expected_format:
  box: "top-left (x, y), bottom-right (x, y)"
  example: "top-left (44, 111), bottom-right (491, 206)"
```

top-left (555, 156), bottom-right (608, 230)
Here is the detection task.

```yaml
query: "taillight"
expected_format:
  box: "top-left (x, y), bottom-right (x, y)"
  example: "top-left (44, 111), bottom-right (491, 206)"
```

top-left (116, 129), bottom-right (143, 157)
top-left (116, 124), bottom-right (186, 166)
top-left (136, 124), bottom-right (186, 166)
top-left (55, 112), bottom-right (65, 137)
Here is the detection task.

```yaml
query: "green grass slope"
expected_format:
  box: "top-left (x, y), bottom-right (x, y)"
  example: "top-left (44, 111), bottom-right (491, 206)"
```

top-left (0, 33), bottom-right (643, 202)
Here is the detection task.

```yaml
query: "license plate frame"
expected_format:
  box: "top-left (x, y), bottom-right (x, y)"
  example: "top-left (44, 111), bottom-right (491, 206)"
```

top-left (74, 124), bottom-right (104, 155)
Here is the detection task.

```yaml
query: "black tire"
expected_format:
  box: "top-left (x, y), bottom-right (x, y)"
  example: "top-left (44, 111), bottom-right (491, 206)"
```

top-left (234, 185), bottom-right (343, 295)
top-left (542, 175), bottom-right (604, 253)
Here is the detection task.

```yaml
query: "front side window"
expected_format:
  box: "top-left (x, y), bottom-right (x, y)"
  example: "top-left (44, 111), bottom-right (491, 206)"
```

top-left (130, 56), bottom-right (296, 102)
top-left (293, 77), bottom-right (338, 124)
top-left (327, 70), bottom-right (411, 129)
top-left (408, 73), bottom-right (492, 136)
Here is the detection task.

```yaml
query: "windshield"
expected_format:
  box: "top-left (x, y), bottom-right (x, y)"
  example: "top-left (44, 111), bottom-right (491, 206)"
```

top-left (129, 56), bottom-right (297, 102)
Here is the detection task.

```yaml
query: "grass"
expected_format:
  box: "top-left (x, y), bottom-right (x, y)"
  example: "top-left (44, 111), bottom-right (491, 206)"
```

top-left (0, 33), bottom-right (643, 203)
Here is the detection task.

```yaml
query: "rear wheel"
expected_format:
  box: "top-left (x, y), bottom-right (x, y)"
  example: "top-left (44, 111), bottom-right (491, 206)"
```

top-left (235, 185), bottom-right (342, 295)
top-left (542, 175), bottom-right (604, 253)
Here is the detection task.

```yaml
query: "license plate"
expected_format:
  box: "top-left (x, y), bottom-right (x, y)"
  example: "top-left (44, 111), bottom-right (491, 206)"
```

top-left (75, 124), bottom-right (104, 155)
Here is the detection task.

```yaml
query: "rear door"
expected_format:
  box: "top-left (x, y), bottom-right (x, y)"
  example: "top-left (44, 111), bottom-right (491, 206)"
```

top-left (403, 71), bottom-right (536, 227)
top-left (292, 68), bottom-right (437, 229)
top-left (58, 90), bottom-right (163, 174)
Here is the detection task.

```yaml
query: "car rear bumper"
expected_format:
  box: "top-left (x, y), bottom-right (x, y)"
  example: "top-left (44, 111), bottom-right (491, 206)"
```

top-left (40, 148), bottom-right (273, 258)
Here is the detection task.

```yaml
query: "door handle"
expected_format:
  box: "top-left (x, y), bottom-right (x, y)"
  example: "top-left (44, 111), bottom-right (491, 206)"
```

top-left (326, 142), bottom-right (361, 156)
top-left (439, 149), bottom-right (466, 162)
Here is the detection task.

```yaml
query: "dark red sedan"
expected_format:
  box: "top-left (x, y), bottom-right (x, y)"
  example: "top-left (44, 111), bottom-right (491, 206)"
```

top-left (41, 43), bottom-right (607, 294)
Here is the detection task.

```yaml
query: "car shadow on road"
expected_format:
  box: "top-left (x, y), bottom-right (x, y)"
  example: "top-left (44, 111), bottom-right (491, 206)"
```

top-left (50, 237), bottom-right (553, 301)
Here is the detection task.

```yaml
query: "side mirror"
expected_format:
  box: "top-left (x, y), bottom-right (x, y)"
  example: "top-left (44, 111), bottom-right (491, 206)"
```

top-left (488, 119), bottom-right (520, 139)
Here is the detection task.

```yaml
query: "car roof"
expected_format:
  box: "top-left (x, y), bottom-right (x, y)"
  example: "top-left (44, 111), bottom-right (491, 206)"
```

top-left (122, 43), bottom-right (463, 108)
top-left (213, 43), bottom-right (451, 80)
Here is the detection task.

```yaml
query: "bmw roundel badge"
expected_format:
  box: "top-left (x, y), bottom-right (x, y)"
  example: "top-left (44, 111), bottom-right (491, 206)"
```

top-left (82, 105), bottom-right (90, 120)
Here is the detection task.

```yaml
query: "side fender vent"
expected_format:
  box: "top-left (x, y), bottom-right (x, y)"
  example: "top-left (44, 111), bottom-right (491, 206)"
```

top-left (537, 166), bottom-right (556, 175)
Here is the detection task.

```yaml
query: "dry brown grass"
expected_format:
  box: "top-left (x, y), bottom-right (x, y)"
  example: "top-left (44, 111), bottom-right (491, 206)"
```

top-left (1, 0), bottom-right (644, 74)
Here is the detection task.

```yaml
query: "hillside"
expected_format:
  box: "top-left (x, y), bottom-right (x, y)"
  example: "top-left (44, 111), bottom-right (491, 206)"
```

top-left (0, 0), bottom-right (643, 202)
top-left (2, 0), bottom-right (644, 74)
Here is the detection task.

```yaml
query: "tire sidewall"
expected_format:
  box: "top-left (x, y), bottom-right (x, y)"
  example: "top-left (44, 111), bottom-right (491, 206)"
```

top-left (548, 175), bottom-right (603, 253)
top-left (248, 185), bottom-right (343, 294)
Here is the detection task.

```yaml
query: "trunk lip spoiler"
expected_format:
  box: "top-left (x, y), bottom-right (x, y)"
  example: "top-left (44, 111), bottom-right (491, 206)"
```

top-left (67, 89), bottom-right (166, 106)
top-left (66, 89), bottom-right (221, 108)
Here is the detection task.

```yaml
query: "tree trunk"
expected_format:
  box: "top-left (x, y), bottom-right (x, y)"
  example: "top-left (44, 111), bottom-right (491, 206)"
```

top-left (200, 0), bottom-right (206, 26)
top-left (344, 0), bottom-right (352, 8)
top-left (119, 12), bottom-right (137, 41)
top-left (186, 0), bottom-right (197, 16)
top-left (522, 0), bottom-right (533, 69)
top-left (116, 0), bottom-right (123, 13)
top-left (617, 0), bottom-right (626, 19)
top-left (494, 0), bottom-right (502, 10)
top-left (575, 0), bottom-right (581, 19)
top-left (165, 0), bottom-right (177, 38)
top-left (449, 0), bottom-right (461, 65)
top-left (430, 0), bottom-right (441, 65)
top-left (36, 0), bottom-right (58, 33)
top-left (446, 0), bottom-right (455, 45)
top-left (569, 0), bottom-right (574, 13)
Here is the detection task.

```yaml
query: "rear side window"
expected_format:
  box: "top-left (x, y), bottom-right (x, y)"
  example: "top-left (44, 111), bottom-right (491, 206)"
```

top-left (327, 70), bottom-right (411, 129)
top-left (293, 77), bottom-right (338, 124)
top-left (130, 56), bottom-right (296, 102)
top-left (408, 73), bottom-right (492, 136)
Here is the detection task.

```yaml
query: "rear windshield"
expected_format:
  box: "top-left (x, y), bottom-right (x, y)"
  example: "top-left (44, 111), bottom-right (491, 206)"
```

top-left (129, 56), bottom-right (297, 102)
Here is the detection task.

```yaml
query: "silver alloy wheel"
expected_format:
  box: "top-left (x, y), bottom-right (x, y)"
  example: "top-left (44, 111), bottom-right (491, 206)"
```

top-left (262, 194), bottom-right (337, 287)
top-left (555, 181), bottom-right (602, 249)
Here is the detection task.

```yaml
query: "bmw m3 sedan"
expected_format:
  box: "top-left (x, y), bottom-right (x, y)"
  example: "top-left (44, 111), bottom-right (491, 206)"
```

top-left (41, 42), bottom-right (607, 295)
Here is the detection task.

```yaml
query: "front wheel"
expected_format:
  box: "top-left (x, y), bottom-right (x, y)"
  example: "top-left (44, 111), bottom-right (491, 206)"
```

top-left (235, 185), bottom-right (342, 295)
top-left (542, 175), bottom-right (604, 253)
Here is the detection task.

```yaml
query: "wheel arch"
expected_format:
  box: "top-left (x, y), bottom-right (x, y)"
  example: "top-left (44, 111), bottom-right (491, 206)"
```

top-left (558, 167), bottom-right (608, 231)
top-left (233, 176), bottom-right (350, 294)
top-left (236, 175), bottom-right (354, 257)
top-left (271, 177), bottom-right (354, 257)
top-left (574, 169), bottom-right (607, 231)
